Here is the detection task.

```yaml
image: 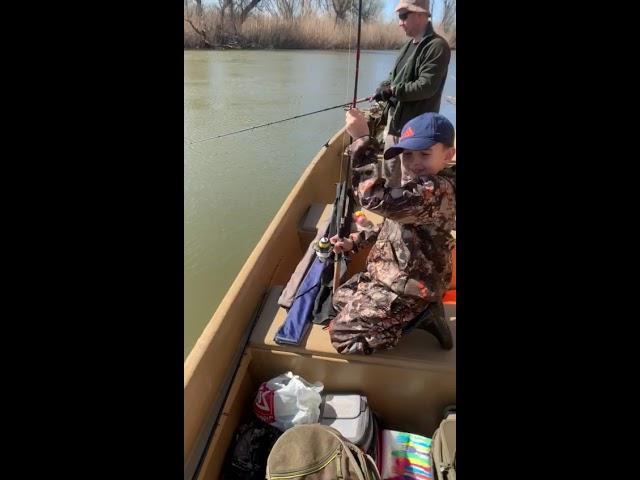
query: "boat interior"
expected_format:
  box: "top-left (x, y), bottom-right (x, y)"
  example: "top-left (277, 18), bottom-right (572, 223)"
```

top-left (184, 126), bottom-right (456, 479)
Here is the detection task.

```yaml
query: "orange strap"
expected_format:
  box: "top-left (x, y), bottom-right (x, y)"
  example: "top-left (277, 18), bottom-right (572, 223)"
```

top-left (443, 289), bottom-right (456, 304)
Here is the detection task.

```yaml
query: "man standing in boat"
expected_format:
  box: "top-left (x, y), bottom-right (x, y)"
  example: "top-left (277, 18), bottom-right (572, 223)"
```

top-left (373, 0), bottom-right (451, 181)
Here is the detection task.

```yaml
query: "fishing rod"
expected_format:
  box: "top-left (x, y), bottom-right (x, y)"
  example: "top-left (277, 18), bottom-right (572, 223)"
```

top-left (185, 97), bottom-right (370, 146)
top-left (351, 0), bottom-right (363, 108)
top-left (332, 0), bottom-right (363, 296)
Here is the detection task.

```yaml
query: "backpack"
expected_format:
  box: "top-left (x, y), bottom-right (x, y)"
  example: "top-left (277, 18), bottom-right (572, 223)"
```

top-left (432, 407), bottom-right (456, 480)
top-left (266, 424), bottom-right (381, 480)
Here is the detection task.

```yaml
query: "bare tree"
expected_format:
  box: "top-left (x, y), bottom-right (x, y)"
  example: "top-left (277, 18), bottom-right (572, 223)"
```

top-left (299, 0), bottom-right (315, 17)
top-left (184, 15), bottom-right (213, 47)
top-left (259, 0), bottom-right (310, 19)
top-left (218, 0), bottom-right (264, 24)
top-left (239, 0), bottom-right (263, 23)
top-left (274, 0), bottom-right (297, 19)
top-left (349, 0), bottom-right (382, 22)
top-left (441, 0), bottom-right (456, 33)
top-left (195, 0), bottom-right (203, 16)
top-left (216, 0), bottom-right (235, 36)
top-left (314, 0), bottom-right (333, 14)
top-left (332, 0), bottom-right (352, 23)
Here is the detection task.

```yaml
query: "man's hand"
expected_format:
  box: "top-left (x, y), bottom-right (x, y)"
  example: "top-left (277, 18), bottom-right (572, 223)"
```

top-left (372, 84), bottom-right (393, 102)
top-left (345, 108), bottom-right (369, 140)
top-left (330, 235), bottom-right (354, 254)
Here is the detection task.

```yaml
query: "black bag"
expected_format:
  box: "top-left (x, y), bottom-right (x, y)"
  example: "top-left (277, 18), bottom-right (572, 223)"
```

top-left (221, 417), bottom-right (283, 480)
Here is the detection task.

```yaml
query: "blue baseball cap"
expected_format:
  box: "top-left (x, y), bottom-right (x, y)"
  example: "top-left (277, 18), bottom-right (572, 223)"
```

top-left (383, 112), bottom-right (455, 159)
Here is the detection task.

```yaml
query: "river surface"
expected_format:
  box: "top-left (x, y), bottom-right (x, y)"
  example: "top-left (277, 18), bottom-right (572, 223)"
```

top-left (184, 49), bottom-right (456, 358)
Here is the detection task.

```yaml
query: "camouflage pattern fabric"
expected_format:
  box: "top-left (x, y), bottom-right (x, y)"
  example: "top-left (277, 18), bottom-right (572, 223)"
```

top-left (329, 139), bottom-right (456, 355)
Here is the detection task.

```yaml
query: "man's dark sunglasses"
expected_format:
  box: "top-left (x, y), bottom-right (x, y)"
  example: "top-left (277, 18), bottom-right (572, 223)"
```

top-left (398, 11), bottom-right (414, 21)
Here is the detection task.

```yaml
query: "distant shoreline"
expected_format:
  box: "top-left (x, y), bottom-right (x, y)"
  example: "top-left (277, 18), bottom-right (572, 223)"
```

top-left (184, 11), bottom-right (455, 51)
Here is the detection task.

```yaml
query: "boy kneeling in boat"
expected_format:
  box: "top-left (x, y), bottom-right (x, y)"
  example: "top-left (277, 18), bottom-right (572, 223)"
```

top-left (329, 109), bottom-right (455, 355)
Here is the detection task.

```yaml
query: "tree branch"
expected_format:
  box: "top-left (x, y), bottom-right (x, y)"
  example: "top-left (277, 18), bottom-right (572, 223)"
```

top-left (184, 16), bottom-right (213, 47)
top-left (240, 0), bottom-right (262, 24)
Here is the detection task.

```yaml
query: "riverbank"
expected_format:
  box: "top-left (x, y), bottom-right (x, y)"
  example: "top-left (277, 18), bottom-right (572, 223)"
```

top-left (184, 12), bottom-right (456, 50)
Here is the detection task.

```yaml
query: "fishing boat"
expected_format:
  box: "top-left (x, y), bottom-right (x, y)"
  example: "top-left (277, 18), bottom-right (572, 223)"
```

top-left (184, 114), bottom-right (457, 479)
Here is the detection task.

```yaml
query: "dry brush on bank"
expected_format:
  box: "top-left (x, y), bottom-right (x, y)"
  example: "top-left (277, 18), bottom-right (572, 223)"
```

top-left (184, 1), bottom-right (455, 50)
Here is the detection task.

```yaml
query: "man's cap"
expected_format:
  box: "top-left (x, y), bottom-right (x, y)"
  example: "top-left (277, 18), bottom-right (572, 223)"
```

top-left (395, 0), bottom-right (430, 14)
top-left (383, 112), bottom-right (455, 160)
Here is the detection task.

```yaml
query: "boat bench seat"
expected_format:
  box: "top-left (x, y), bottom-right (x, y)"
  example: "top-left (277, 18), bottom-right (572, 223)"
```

top-left (249, 285), bottom-right (456, 372)
top-left (297, 203), bottom-right (333, 251)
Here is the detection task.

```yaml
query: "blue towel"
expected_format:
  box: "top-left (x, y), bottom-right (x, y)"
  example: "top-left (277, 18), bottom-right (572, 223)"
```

top-left (274, 256), bottom-right (326, 345)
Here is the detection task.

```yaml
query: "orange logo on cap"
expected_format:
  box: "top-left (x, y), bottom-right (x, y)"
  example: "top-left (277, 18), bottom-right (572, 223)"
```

top-left (401, 127), bottom-right (414, 139)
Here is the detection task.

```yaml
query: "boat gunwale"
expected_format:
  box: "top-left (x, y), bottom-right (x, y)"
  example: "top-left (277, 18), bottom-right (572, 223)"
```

top-left (183, 126), bottom-right (348, 472)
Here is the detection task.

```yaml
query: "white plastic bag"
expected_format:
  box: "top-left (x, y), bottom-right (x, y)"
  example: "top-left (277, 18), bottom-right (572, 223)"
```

top-left (253, 371), bottom-right (324, 431)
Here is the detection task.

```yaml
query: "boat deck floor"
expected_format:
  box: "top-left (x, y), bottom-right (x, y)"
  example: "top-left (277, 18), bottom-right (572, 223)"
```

top-left (249, 204), bottom-right (456, 373)
top-left (249, 285), bottom-right (456, 372)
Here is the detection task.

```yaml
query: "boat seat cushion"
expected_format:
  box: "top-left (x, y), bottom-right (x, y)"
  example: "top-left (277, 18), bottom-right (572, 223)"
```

top-left (250, 286), bottom-right (456, 372)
